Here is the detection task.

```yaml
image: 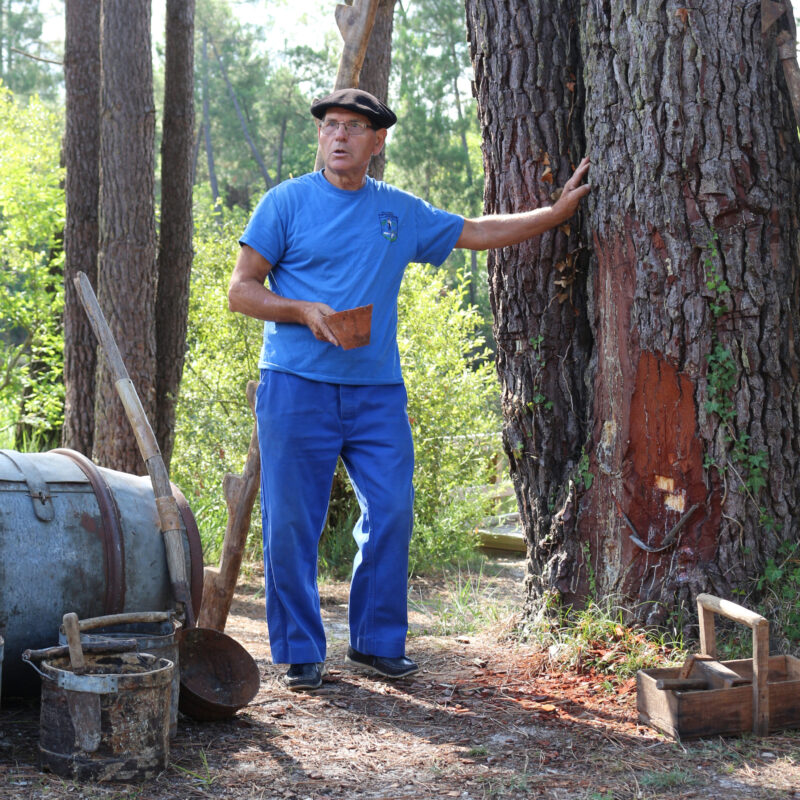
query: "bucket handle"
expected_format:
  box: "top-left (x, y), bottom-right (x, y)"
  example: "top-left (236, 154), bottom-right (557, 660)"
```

top-left (22, 639), bottom-right (139, 677)
top-left (59, 611), bottom-right (174, 634)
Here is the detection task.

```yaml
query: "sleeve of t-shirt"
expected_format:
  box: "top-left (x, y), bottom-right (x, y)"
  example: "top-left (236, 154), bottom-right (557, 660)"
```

top-left (238, 189), bottom-right (286, 267)
top-left (412, 198), bottom-right (465, 267)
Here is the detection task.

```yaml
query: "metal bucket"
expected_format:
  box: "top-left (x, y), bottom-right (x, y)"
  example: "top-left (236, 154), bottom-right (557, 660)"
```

top-left (58, 612), bottom-right (181, 738)
top-left (23, 644), bottom-right (174, 781)
top-left (0, 449), bottom-right (202, 695)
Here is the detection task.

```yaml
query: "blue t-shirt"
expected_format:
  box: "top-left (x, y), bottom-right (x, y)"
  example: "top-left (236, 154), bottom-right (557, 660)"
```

top-left (239, 171), bottom-right (465, 384)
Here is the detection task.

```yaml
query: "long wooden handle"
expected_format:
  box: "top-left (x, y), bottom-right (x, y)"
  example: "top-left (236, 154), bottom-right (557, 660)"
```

top-left (75, 611), bottom-right (173, 632)
top-left (73, 271), bottom-right (196, 628)
top-left (696, 593), bottom-right (769, 736)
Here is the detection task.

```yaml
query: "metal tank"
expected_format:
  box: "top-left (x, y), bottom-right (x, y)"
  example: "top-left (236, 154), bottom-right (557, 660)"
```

top-left (0, 449), bottom-right (203, 694)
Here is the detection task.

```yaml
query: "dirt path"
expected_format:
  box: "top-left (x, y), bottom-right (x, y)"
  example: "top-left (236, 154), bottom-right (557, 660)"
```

top-left (2, 558), bottom-right (799, 799)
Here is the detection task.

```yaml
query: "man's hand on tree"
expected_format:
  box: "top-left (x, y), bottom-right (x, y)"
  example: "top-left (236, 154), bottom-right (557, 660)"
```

top-left (552, 156), bottom-right (591, 222)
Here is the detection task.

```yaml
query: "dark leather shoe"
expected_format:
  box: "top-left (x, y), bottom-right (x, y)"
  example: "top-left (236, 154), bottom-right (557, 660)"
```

top-left (345, 646), bottom-right (419, 679)
top-left (283, 662), bottom-right (323, 691)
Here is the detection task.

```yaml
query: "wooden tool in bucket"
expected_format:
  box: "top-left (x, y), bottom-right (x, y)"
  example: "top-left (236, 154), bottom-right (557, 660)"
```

top-left (73, 272), bottom-right (260, 719)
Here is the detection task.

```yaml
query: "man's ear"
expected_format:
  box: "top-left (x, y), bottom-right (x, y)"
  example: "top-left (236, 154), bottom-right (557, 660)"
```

top-left (373, 128), bottom-right (388, 155)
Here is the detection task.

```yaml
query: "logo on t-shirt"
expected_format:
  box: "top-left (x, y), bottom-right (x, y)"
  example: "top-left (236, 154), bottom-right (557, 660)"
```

top-left (379, 212), bottom-right (399, 243)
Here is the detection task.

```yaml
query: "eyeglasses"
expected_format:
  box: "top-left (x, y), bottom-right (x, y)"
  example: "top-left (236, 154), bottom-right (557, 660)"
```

top-left (318, 119), bottom-right (376, 136)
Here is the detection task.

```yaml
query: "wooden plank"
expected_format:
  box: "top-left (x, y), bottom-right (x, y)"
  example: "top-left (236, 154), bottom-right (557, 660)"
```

top-left (654, 678), bottom-right (708, 691)
top-left (696, 593), bottom-right (768, 629)
top-left (678, 653), bottom-right (713, 679)
top-left (753, 619), bottom-right (770, 736)
top-left (691, 658), bottom-right (750, 689)
top-left (477, 525), bottom-right (526, 553)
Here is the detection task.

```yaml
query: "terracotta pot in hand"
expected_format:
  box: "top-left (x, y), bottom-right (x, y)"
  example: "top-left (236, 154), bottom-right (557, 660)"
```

top-left (326, 304), bottom-right (372, 350)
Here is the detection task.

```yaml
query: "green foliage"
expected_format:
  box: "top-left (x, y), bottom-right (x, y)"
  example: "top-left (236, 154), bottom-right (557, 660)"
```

top-left (386, 0), bottom-right (490, 337)
top-left (0, 83), bottom-right (65, 448)
top-left (169, 190), bottom-right (261, 561)
top-left (755, 540), bottom-right (800, 649)
top-left (191, 0), bottom-right (325, 209)
top-left (398, 263), bottom-right (501, 573)
top-left (577, 446), bottom-right (593, 490)
top-left (0, 1), bottom-right (62, 102)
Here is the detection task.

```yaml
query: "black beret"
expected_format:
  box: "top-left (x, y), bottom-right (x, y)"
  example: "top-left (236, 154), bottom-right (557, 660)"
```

top-left (310, 88), bottom-right (397, 129)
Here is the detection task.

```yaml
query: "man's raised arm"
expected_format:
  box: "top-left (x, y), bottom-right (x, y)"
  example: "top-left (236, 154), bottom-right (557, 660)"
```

top-left (455, 157), bottom-right (590, 252)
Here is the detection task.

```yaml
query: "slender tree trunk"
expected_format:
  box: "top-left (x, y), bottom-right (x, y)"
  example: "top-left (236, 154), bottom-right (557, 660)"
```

top-left (276, 116), bottom-right (286, 183)
top-left (359, 0), bottom-right (397, 181)
top-left (210, 37), bottom-right (273, 190)
top-left (93, 0), bottom-right (157, 474)
top-left (450, 39), bottom-right (479, 305)
top-left (465, 0), bottom-right (592, 611)
top-left (62, 0), bottom-right (100, 455)
top-left (155, 0), bottom-right (195, 470)
top-left (201, 29), bottom-right (219, 201)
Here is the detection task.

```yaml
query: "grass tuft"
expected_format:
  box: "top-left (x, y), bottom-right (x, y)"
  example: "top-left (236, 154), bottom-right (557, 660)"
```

top-left (519, 594), bottom-right (686, 682)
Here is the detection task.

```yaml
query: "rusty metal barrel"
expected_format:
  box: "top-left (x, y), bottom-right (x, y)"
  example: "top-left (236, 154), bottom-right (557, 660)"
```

top-left (23, 644), bottom-right (174, 781)
top-left (0, 449), bottom-right (203, 695)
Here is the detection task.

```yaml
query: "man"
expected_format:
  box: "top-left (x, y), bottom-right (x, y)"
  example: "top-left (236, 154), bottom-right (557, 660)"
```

top-left (228, 88), bottom-right (590, 691)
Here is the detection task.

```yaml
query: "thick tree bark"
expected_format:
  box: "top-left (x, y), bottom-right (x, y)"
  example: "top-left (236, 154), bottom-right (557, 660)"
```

top-left (578, 1), bottom-right (800, 621)
top-left (62, 0), bottom-right (100, 455)
top-left (466, 0), bottom-right (591, 612)
top-left (467, 0), bottom-right (800, 623)
top-left (359, 0), bottom-right (397, 181)
top-left (93, 0), bottom-right (158, 474)
top-left (155, 0), bottom-right (195, 470)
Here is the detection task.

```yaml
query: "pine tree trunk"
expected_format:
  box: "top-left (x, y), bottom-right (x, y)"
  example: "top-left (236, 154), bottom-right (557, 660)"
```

top-left (578, 1), bottom-right (800, 621)
top-left (466, 0), bottom-right (591, 610)
top-left (466, 0), bottom-right (800, 622)
top-left (155, 0), bottom-right (195, 470)
top-left (360, 0), bottom-right (396, 181)
top-left (201, 28), bottom-right (219, 202)
top-left (62, 0), bottom-right (100, 456)
top-left (93, 0), bottom-right (157, 474)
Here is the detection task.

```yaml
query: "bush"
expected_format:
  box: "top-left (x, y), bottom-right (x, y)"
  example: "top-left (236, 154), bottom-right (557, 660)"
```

top-left (399, 263), bottom-right (500, 573)
top-left (170, 191), bottom-right (262, 561)
top-left (0, 85), bottom-right (65, 448)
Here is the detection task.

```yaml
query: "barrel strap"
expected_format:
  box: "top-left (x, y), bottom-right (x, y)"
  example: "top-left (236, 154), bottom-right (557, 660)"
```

top-left (0, 449), bottom-right (55, 522)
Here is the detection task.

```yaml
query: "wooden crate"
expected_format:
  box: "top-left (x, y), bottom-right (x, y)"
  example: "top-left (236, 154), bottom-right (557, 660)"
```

top-left (637, 593), bottom-right (800, 739)
top-left (638, 654), bottom-right (800, 739)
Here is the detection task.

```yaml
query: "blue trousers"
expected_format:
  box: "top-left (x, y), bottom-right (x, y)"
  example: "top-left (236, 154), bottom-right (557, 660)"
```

top-left (256, 370), bottom-right (415, 664)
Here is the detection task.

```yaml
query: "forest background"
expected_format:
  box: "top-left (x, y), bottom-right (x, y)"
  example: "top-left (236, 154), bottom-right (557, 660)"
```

top-left (0, 0), bottom-right (505, 573)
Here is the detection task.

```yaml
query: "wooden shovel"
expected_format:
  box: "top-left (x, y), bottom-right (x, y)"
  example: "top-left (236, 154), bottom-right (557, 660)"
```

top-left (73, 271), bottom-right (196, 628)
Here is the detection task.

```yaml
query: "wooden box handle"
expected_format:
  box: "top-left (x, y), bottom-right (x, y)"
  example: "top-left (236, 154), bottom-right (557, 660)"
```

top-left (696, 593), bottom-right (769, 736)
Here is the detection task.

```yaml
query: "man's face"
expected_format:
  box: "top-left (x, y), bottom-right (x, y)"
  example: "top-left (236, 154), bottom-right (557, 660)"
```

top-left (317, 108), bottom-right (387, 181)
